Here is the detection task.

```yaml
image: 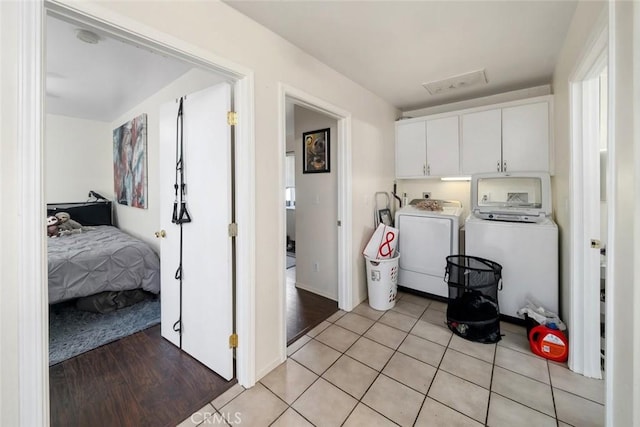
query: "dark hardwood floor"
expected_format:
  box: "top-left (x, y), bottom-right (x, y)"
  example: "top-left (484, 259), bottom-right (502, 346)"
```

top-left (50, 265), bottom-right (338, 426)
top-left (50, 325), bottom-right (235, 427)
top-left (286, 266), bottom-right (339, 345)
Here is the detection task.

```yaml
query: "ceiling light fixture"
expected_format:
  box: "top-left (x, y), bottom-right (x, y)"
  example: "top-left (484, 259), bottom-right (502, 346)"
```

top-left (75, 29), bottom-right (100, 44)
top-left (423, 69), bottom-right (488, 95)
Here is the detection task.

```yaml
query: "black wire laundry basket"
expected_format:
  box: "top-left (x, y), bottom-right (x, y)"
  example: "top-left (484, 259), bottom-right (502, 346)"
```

top-left (445, 255), bottom-right (503, 343)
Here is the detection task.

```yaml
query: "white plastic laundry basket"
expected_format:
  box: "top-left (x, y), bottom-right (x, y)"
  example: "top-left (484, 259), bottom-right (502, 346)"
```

top-left (365, 253), bottom-right (400, 311)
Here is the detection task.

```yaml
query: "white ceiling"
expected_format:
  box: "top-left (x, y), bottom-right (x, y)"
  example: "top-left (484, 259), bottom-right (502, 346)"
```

top-left (46, 2), bottom-right (578, 121)
top-left (224, 0), bottom-right (578, 111)
top-left (46, 15), bottom-right (194, 122)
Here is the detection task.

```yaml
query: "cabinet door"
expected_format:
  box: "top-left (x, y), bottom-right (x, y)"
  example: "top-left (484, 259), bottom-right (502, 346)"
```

top-left (426, 116), bottom-right (459, 176)
top-left (461, 109), bottom-right (502, 174)
top-left (396, 120), bottom-right (426, 178)
top-left (502, 102), bottom-right (549, 172)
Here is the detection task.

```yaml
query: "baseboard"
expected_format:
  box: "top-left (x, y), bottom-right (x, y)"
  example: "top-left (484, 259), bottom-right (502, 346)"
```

top-left (256, 354), bottom-right (286, 382)
top-left (294, 282), bottom-right (338, 301)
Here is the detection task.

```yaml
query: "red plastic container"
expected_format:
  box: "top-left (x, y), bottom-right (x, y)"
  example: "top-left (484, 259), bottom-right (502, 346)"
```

top-left (528, 325), bottom-right (569, 362)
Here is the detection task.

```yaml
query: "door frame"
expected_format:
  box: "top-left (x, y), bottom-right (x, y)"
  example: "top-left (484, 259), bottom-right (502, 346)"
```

top-left (18, 1), bottom-right (256, 425)
top-left (278, 83), bottom-right (353, 359)
top-left (568, 15), bottom-right (608, 379)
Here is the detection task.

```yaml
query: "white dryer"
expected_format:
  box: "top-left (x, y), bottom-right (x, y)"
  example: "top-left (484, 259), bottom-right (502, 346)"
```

top-left (395, 203), bottom-right (463, 298)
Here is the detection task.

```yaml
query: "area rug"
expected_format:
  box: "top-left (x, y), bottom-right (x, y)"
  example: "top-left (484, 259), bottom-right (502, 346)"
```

top-left (49, 297), bottom-right (160, 366)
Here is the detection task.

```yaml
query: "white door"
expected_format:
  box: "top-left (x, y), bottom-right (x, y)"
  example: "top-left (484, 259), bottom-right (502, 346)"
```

top-left (159, 83), bottom-right (233, 380)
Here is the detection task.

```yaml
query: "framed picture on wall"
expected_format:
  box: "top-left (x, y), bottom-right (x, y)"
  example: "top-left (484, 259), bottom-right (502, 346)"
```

top-left (302, 128), bottom-right (330, 173)
top-left (378, 208), bottom-right (393, 226)
top-left (113, 113), bottom-right (148, 209)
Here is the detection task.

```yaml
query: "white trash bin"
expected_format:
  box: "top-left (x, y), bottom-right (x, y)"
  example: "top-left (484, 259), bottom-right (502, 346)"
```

top-left (365, 253), bottom-right (400, 311)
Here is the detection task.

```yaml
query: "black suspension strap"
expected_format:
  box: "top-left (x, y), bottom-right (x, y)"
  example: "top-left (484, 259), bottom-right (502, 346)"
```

top-left (172, 97), bottom-right (191, 225)
top-left (171, 96), bottom-right (192, 348)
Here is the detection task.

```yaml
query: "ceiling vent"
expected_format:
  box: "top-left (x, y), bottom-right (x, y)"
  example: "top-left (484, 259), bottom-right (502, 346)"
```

top-left (423, 69), bottom-right (488, 95)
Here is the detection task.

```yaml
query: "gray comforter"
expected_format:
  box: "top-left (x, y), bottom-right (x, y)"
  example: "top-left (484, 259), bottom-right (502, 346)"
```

top-left (48, 226), bottom-right (160, 304)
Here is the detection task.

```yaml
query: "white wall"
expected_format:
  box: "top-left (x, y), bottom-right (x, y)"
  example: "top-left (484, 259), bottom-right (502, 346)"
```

top-left (110, 68), bottom-right (225, 250)
top-left (1, 2), bottom-right (21, 424)
top-left (551, 0), bottom-right (606, 324)
top-left (294, 105), bottom-right (338, 300)
top-left (45, 115), bottom-right (112, 203)
top-left (609, 1), bottom-right (638, 424)
top-left (57, 0), bottom-right (398, 381)
top-left (552, 1), bottom-right (640, 424)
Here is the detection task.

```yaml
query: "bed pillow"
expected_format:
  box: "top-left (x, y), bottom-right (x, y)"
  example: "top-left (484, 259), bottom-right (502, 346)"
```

top-left (47, 202), bottom-right (113, 226)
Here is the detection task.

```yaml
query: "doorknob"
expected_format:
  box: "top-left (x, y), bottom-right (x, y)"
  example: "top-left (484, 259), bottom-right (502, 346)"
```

top-left (155, 230), bottom-right (166, 238)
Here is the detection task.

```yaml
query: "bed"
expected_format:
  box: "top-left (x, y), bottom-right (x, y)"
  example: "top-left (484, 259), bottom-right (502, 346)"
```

top-left (47, 201), bottom-right (160, 305)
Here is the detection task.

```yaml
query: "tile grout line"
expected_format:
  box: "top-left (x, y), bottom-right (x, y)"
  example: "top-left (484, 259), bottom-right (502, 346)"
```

top-left (290, 326), bottom-right (576, 427)
top-left (485, 336), bottom-right (499, 426)
top-left (547, 359), bottom-right (561, 427)
top-left (345, 313), bottom-right (423, 427)
top-left (411, 326), bottom-right (454, 426)
top-left (286, 310), bottom-right (394, 425)
top-left (232, 296), bottom-right (593, 427)
top-left (411, 328), bottom-right (505, 426)
top-left (324, 297), bottom-right (425, 425)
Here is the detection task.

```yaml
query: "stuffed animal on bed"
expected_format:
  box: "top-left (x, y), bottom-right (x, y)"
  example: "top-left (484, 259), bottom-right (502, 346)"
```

top-left (55, 211), bottom-right (88, 236)
top-left (46, 216), bottom-right (60, 238)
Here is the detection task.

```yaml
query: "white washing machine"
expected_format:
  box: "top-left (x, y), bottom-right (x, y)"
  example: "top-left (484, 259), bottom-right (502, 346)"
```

top-left (395, 202), bottom-right (463, 298)
top-left (465, 172), bottom-right (559, 320)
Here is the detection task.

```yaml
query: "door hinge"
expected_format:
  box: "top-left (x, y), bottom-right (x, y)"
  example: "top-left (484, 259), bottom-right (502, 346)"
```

top-left (228, 223), bottom-right (238, 237)
top-left (229, 333), bottom-right (238, 348)
top-left (227, 111), bottom-right (238, 126)
top-left (337, 220), bottom-right (342, 227)
top-left (591, 239), bottom-right (601, 249)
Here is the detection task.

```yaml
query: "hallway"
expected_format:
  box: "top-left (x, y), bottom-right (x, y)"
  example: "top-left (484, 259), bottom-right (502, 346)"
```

top-left (179, 291), bottom-right (604, 426)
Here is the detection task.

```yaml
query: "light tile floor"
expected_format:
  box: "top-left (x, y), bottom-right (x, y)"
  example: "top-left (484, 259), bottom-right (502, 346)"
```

top-left (178, 292), bottom-right (605, 427)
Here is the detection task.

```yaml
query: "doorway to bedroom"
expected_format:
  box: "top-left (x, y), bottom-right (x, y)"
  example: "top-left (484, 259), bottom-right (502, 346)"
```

top-left (283, 99), bottom-right (340, 346)
top-left (45, 11), bottom-right (238, 426)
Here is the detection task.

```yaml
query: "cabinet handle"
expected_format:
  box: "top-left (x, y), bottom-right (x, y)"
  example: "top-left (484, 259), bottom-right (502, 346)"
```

top-left (497, 161), bottom-right (501, 172)
top-left (423, 164), bottom-right (426, 175)
top-left (427, 164), bottom-right (430, 175)
top-left (503, 161), bottom-right (507, 171)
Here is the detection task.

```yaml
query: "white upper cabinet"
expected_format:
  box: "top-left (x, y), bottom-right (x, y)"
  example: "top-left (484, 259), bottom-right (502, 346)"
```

top-left (502, 102), bottom-right (550, 172)
top-left (397, 95), bottom-right (553, 179)
top-left (461, 97), bottom-right (552, 174)
top-left (396, 115), bottom-right (459, 178)
top-left (461, 109), bottom-right (502, 175)
top-left (426, 116), bottom-right (460, 177)
top-left (396, 120), bottom-right (427, 178)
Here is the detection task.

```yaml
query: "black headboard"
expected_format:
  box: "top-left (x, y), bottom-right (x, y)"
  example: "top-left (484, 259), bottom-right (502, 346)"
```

top-left (47, 201), bottom-right (113, 226)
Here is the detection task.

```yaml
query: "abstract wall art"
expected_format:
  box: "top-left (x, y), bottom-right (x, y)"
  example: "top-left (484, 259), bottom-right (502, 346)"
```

top-left (113, 113), bottom-right (148, 208)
